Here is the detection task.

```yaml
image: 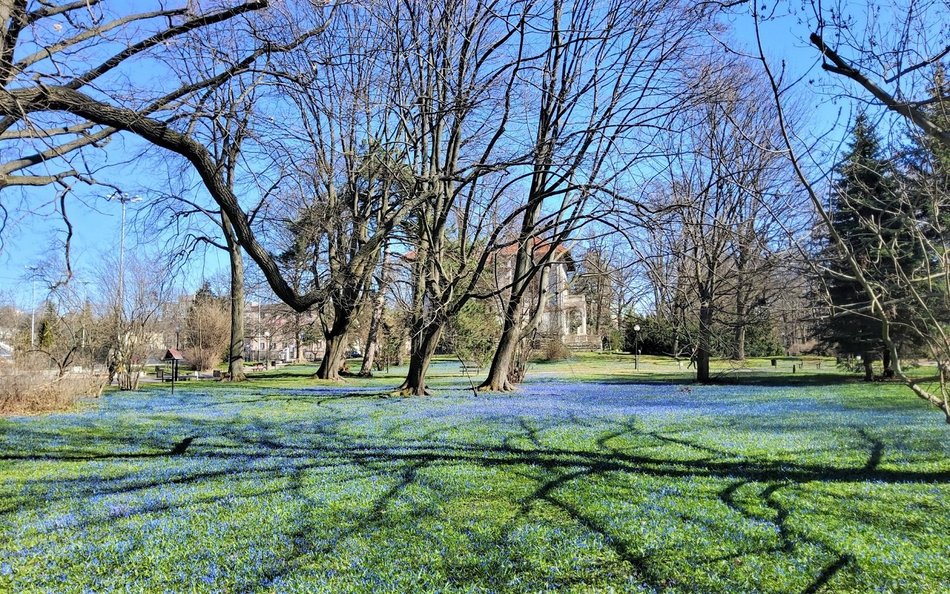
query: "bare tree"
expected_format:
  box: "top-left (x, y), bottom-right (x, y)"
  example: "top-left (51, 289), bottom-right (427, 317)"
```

top-left (89, 249), bottom-right (176, 390)
top-left (476, 0), bottom-right (705, 391)
top-left (657, 58), bottom-right (797, 381)
top-left (0, 1), bottom-right (273, 279)
top-left (379, 0), bottom-right (539, 395)
top-left (803, 0), bottom-right (950, 149)
top-left (181, 284), bottom-right (230, 372)
top-left (0, 2), bottom-right (335, 312)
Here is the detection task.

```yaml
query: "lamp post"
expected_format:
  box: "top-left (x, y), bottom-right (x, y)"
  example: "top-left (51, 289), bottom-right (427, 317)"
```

top-left (108, 193), bottom-right (142, 335)
top-left (633, 324), bottom-right (641, 371)
top-left (264, 331), bottom-right (271, 369)
top-left (26, 265), bottom-right (39, 348)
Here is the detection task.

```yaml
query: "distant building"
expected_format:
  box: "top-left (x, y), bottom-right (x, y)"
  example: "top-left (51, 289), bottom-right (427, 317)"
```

top-left (497, 239), bottom-right (595, 349)
top-left (244, 302), bottom-right (324, 363)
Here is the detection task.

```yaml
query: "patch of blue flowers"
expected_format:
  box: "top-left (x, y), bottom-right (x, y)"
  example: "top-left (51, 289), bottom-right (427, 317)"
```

top-left (0, 373), bottom-right (948, 593)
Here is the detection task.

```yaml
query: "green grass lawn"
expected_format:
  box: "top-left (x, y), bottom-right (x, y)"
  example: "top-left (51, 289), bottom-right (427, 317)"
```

top-left (1, 357), bottom-right (948, 593)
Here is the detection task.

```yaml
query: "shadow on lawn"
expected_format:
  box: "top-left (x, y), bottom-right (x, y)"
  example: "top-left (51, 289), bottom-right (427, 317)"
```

top-left (587, 372), bottom-right (865, 388)
top-left (1, 412), bottom-right (944, 592)
top-left (245, 370), bottom-right (319, 380)
top-left (195, 391), bottom-right (387, 409)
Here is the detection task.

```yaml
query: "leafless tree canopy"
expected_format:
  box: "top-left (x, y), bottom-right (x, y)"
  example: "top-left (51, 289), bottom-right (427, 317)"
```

top-left (2, 0), bottom-right (949, 423)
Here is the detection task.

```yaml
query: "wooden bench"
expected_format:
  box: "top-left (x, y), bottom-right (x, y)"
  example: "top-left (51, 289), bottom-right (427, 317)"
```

top-left (459, 362), bottom-right (481, 373)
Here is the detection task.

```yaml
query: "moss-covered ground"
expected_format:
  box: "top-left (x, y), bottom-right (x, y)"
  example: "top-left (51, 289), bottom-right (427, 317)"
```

top-left (1, 355), bottom-right (948, 593)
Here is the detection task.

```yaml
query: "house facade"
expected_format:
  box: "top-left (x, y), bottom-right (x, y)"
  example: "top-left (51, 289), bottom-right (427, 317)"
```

top-left (498, 240), bottom-right (595, 349)
top-left (244, 302), bottom-right (324, 363)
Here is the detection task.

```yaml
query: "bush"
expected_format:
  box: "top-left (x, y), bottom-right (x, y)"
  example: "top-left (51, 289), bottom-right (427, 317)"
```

top-left (624, 314), bottom-right (684, 356)
top-left (539, 337), bottom-right (571, 362)
top-left (0, 366), bottom-right (106, 415)
top-left (182, 286), bottom-right (230, 371)
top-left (443, 300), bottom-right (501, 366)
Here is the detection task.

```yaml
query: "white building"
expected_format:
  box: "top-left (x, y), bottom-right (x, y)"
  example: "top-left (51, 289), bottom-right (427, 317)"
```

top-left (498, 240), bottom-right (594, 348)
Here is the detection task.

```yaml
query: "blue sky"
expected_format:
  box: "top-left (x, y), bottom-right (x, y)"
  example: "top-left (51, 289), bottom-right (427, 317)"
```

top-left (0, 4), bottom-right (870, 314)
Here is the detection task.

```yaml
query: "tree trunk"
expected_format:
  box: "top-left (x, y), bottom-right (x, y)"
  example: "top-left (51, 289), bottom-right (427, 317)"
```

top-left (359, 291), bottom-right (384, 376)
top-left (317, 331), bottom-right (348, 380)
top-left (295, 314), bottom-right (304, 362)
top-left (480, 322), bottom-right (519, 392)
top-left (480, 266), bottom-right (551, 392)
top-left (697, 298), bottom-right (713, 383)
top-left (862, 351), bottom-right (874, 381)
top-left (881, 349), bottom-right (894, 379)
top-left (316, 305), bottom-right (352, 381)
top-left (223, 214), bottom-right (247, 382)
top-left (315, 285), bottom-right (365, 380)
top-left (733, 291), bottom-right (747, 361)
top-left (360, 244), bottom-right (390, 376)
top-left (394, 323), bottom-right (443, 396)
top-left (734, 323), bottom-right (746, 361)
top-left (733, 227), bottom-right (751, 361)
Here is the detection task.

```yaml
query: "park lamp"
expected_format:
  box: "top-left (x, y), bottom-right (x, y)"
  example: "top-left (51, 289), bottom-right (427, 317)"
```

top-left (633, 324), bottom-right (641, 371)
top-left (264, 331), bottom-right (271, 368)
top-left (26, 265), bottom-right (39, 348)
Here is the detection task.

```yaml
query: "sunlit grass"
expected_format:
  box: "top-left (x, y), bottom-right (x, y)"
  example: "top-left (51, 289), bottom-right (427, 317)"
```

top-left (1, 359), bottom-right (948, 592)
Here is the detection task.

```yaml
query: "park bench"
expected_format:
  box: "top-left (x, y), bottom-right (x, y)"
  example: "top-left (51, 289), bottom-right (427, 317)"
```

top-left (769, 357), bottom-right (824, 372)
top-left (459, 361), bottom-right (481, 373)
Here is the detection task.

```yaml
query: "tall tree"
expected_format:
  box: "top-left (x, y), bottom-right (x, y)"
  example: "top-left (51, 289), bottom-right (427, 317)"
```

top-left (257, 5), bottom-right (416, 381)
top-left (815, 116), bottom-right (893, 379)
top-left (386, 0), bottom-right (537, 396)
top-left (474, 0), bottom-right (705, 391)
top-left (660, 58), bottom-right (795, 382)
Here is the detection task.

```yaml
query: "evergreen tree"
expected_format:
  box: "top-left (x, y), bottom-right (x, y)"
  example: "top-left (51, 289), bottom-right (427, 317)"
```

top-left (899, 65), bottom-right (950, 349)
top-left (905, 65), bottom-right (950, 231)
top-left (816, 115), bottom-right (923, 379)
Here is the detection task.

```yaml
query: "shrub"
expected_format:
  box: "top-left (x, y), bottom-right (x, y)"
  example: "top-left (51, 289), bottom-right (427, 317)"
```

top-left (182, 285), bottom-right (230, 371)
top-left (539, 337), bottom-right (571, 362)
top-left (0, 366), bottom-right (106, 415)
top-left (444, 300), bottom-right (501, 367)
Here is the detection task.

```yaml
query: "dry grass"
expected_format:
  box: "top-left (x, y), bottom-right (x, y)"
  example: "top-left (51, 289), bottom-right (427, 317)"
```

top-left (0, 367), bottom-right (106, 415)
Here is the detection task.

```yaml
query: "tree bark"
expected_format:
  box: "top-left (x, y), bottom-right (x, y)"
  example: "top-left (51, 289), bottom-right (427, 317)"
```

top-left (316, 304), bottom-right (354, 381)
top-left (360, 244), bottom-right (390, 376)
top-left (394, 322), bottom-right (443, 396)
top-left (697, 297), bottom-right (713, 383)
top-left (862, 351), bottom-right (874, 381)
top-left (317, 332), bottom-right (348, 381)
top-left (881, 349), bottom-right (894, 379)
top-left (480, 265), bottom-right (551, 392)
top-left (733, 315), bottom-right (746, 361)
top-left (480, 322), bottom-right (519, 392)
top-left (222, 213), bottom-right (246, 382)
top-left (733, 265), bottom-right (747, 361)
top-left (359, 292), bottom-right (384, 376)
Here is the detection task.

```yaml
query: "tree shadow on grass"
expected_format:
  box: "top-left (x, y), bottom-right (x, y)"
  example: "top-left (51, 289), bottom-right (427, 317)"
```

top-left (0, 413), bottom-right (944, 591)
top-left (587, 372), bottom-right (865, 388)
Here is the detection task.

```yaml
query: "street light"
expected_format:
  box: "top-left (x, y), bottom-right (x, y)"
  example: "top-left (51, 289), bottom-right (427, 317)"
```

top-left (26, 265), bottom-right (39, 348)
top-left (108, 192), bottom-right (142, 330)
top-left (633, 324), bottom-right (641, 371)
top-left (264, 331), bottom-right (271, 368)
